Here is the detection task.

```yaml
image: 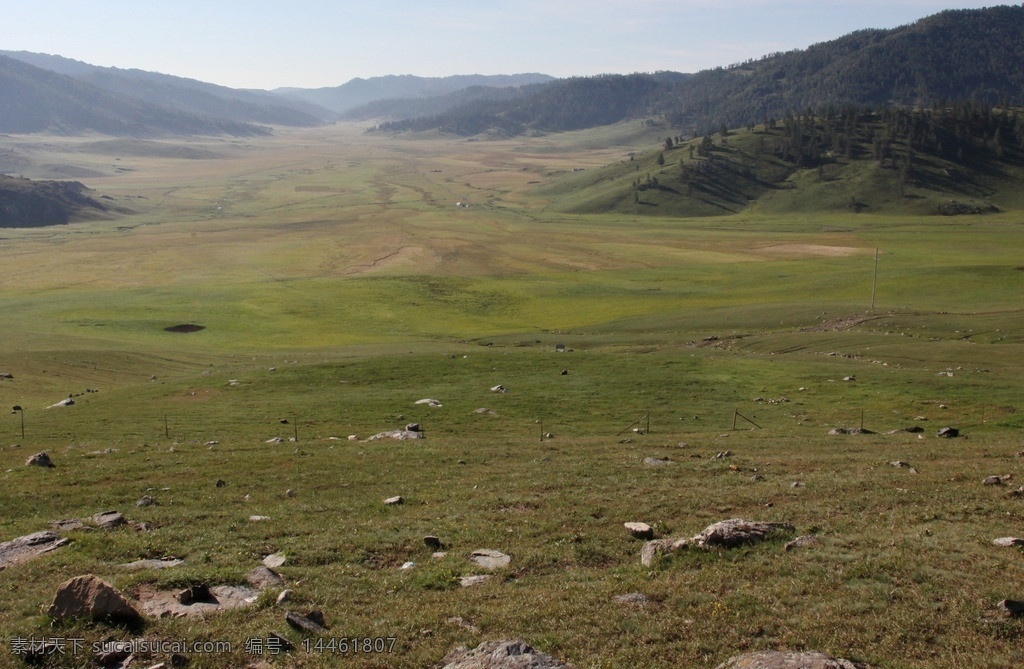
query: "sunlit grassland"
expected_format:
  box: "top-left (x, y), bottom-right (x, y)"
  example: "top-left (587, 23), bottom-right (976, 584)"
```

top-left (1, 123), bottom-right (1023, 668)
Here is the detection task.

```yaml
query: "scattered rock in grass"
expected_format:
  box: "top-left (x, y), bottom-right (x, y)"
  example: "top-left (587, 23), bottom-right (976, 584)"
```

top-left (641, 518), bottom-right (795, 566)
top-left (137, 583), bottom-right (259, 618)
top-left (406, 422), bottom-right (422, 432)
top-left (447, 616), bottom-right (482, 633)
top-left (643, 457), bottom-right (672, 466)
top-left (49, 575), bottom-right (142, 624)
top-left (400, 561), bottom-right (417, 570)
top-left (249, 515), bottom-right (271, 522)
top-left (424, 536), bottom-right (444, 549)
top-left (265, 437), bottom-right (284, 443)
top-left (247, 566), bottom-right (285, 589)
top-left (459, 575), bottom-right (493, 587)
top-left (785, 535), bottom-right (822, 551)
top-left (384, 495), bottom-right (404, 505)
top-left (715, 650), bottom-right (872, 668)
top-left (119, 558), bottom-right (184, 571)
top-left (983, 476), bottom-right (1003, 486)
top-left (285, 488), bottom-right (297, 497)
top-left (937, 426), bottom-right (960, 438)
top-left (415, 398), bottom-right (443, 407)
top-left (432, 552), bottom-right (447, 559)
top-left (276, 589), bottom-right (292, 604)
top-left (46, 397), bottom-right (75, 409)
top-left (286, 610), bottom-right (328, 634)
top-left (136, 495), bottom-right (155, 507)
top-left (92, 511), bottom-right (127, 529)
top-left (490, 385), bottom-right (508, 393)
top-left (624, 522), bottom-right (654, 540)
top-left (26, 451), bottom-right (55, 468)
top-left (889, 461), bottom-right (919, 474)
top-left (215, 479), bottom-right (227, 487)
top-left (791, 481), bottom-right (805, 488)
top-left (267, 631), bottom-right (294, 652)
top-left (613, 592), bottom-right (650, 605)
top-left (888, 426), bottom-right (925, 434)
top-left (749, 474), bottom-right (765, 483)
top-left (1008, 487), bottom-right (1024, 498)
top-left (997, 599), bottom-right (1024, 617)
top-left (50, 518), bottom-right (84, 531)
top-left (712, 451), bottom-right (733, 459)
top-left (368, 429), bottom-right (425, 441)
top-left (842, 376), bottom-right (856, 382)
top-left (829, 427), bottom-right (874, 435)
top-left (0, 530), bottom-right (69, 569)
top-left (440, 639), bottom-right (573, 669)
top-left (993, 537), bottom-right (1024, 547)
top-left (263, 552), bottom-right (286, 569)
top-left (474, 408), bottom-right (496, 415)
top-left (469, 549), bottom-right (511, 571)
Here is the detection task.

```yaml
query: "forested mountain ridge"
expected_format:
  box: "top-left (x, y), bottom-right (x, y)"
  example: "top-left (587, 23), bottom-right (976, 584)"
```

top-left (373, 6), bottom-right (1024, 137)
top-left (544, 102), bottom-right (1024, 218)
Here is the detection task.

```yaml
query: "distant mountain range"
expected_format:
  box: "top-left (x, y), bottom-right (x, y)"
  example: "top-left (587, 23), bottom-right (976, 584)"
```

top-left (1, 6), bottom-right (1023, 139)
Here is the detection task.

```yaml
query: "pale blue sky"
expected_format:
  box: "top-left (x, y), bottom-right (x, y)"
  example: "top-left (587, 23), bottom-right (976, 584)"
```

top-left (2, 1), bottom-right (1006, 89)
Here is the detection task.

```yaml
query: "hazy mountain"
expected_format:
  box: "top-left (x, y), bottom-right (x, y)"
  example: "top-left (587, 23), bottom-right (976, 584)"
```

top-left (0, 54), bottom-right (274, 136)
top-left (274, 73), bottom-right (556, 115)
top-left (374, 6), bottom-right (1024, 136)
top-left (2, 50), bottom-right (332, 127)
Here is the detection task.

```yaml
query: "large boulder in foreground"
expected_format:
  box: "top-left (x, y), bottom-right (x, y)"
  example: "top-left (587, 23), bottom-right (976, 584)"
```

top-left (715, 650), bottom-right (871, 668)
top-left (48, 575), bottom-right (141, 624)
top-left (440, 639), bottom-right (574, 669)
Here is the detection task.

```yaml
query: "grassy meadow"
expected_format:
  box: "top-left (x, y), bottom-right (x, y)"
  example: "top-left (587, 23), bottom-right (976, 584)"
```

top-left (1, 122), bottom-right (1023, 668)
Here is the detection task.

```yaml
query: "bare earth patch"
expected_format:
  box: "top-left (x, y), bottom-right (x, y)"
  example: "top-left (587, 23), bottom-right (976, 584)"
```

top-left (757, 244), bottom-right (867, 257)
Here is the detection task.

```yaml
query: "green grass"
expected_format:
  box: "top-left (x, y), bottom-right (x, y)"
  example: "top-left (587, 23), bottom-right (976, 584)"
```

top-left (1, 124), bottom-right (1023, 668)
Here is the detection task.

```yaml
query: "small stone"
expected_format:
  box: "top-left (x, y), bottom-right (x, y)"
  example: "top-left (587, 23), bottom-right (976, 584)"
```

top-left (459, 575), bottom-right (493, 587)
top-left (249, 515), bottom-right (271, 522)
top-left (246, 566), bottom-right (285, 589)
top-left (613, 592), bottom-right (650, 605)
top-left (469, 549), bottom-right (511, 571)
top-left (215, 479), bottom-right (227, 487)
top-left (286, 610), bottom-right (328, 634)
top-left (384, 495), bottom-right (404, 505)
top-left (424, 535), bottom-right (443, 549)
top-left (714, 650), bottom-right (872, 669)
top-left (993, 537), bottom-right (1024, 547)
top-left (784, 535), bottom-right (821, 551)
top-left (176, 583), bottom-right (213, 605)
top-left (263, 552), bottom-right (286, 569)
top-left (276, 589), bottom-right (292, 604)
top-left (400, 561), bottom-right (417, 570)
top-left (983, 475), bottom-right (1003, 486)
top-left (136, 495), bottom-right (155, 507)
top-left (267, 631), bottom-right (294, 651)
top-left (92, 511), bottom-right (127, 529)
top-left (26, 452), bottom-right (55, 468)
top-left (937, 426), bottom-right (960, 438)
top-left (440, 639), bottom-right (571, 669)
top-left (624, 522), bottom-right (654, 540)
top-left (285, 488), bottom-right (297, 497)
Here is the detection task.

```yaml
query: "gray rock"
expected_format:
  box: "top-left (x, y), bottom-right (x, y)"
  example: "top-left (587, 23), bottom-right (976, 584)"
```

top-left (384, 495), bottom-right (404, 505)
top-left (48, 575), bottom-right (141, 624)
top-left (26, 451), bottom-right (54, 468)
top-left (263, 552), bottom-right (286, 569)
top-left (937, 426), bottom-right (960, 438)
top-left (459, 575), bottom-right (493, 587)
top-left (368, 429), bottom-right (425, 441)
top-left (643, 457), bottom-right (672, 466)
top-left (135, 495), bottom-right (156, 507)
top-left (469, 549), bottom-right (511, 571)
top-left (613, 592), bottom-right (650, 605)
top-left (440, 639), bottom-right (573, 669)
top-left (92, 511), bottom-right (127, 529)
top-left (692, 518), bottom-right (795, 549)
top-left (0, 530), bottom-right (69, 569)
top-left (286, 610), bottom-right (328, 634)
top-left (715, 650), bottom-right (871, 668)
top-left (424, 535), bottom-right (443, 549)
top-left (624, 522), bottom-right (654, 540)
top-left (246, 566), bottom-right (285, 589)
top-left (983, 475), bottom-right (1003, 486)
top-left (785, 535), bottom-right (821, 551)
top-left (889, 460), bottom-right (919, 474)
top-left (120, 558), bottom-right (184, 571)
top-left (993, 537), bottom-right (1024, 547)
